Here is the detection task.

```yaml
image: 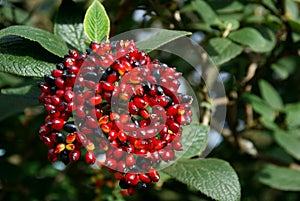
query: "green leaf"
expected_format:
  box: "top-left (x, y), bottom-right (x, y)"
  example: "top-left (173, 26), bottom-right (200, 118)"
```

top-left (215, 1), bottom-right (244, 14)
top-left (0, 72), bottom-right (24, 88)
top-left (0, 25), bottom-right (68, 57)
top-left (0, 83), bottom-right (41, 121)
top-left (285, 103), bottom-right (300, 128)
top-left (181, 124), bottom-right (209, 158)
top-left (83, 0), bottom-right (110, 43)
top-left (0, 4), bottom-right (31, 24)
top-left (163, 158), bottom-right (241, 201)
top-left (190, 0), bottom-right (219, 25)
top-left (136, 29), bottom-right (191, 53)
top-left (258, 165), bottom-right (300, 191)
top-left (259, 117), bottom-right (279, 130)
top-left (256, 26), bottom-right (276, 51)
top-left (0, 36), bottom-right (57, 77)
top-left (262, 0), bottom-right (279, 14)
top-left (206, 37), bottom-right (243, 65)
top-left (258, 79), bottom-right (284, 110)
top-left (186, 22), bottom-right (213, 32)
top-left (241, 93), bottom-right (275, 121)
top-left (288, 19), bottom-right (300, 34)
top-left (271, 56), bottom-right (299, 80)
top-left (1, 84), bottom-right (40, 105)
top-left (229, 27), bottom-right (273, 53)
top-left (222, 19), bottom-right (240, 31)
top-left (54, 0), bottom-right (88, 51)
top-left (285, 0), bottom-right (299, 19)
top-left (0, 95), bottom-right (28, 121)
top-left (274, 129), bottom-right (300, 160)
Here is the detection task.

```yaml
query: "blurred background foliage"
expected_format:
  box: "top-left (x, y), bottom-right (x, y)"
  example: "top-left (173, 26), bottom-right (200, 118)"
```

top-left (1, 0), bottom-right (300, 200)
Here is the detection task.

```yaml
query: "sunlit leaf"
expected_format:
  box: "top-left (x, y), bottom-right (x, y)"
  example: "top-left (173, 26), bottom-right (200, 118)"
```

top-left (83, 0), bottom-right (110, 43)
top-left (206, 37), bottom-right (243, 65)
top-left (163, 158), bottom-right (241, 201)
top-left (0, 25), bottom-right (68, 57)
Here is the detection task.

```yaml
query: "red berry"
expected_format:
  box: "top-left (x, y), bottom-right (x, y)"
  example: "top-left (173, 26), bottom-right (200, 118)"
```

top-left (114, 172), bottom-right (124, 180)
top-left (48, 148), bottom-right (58, 162)
top-left (52, 69), bottom-right (63, 77)
top-left (139, 109), bottom-right (150, 119)
top-left (69, 49), bottom-right (79, 58)
top-left (128, 187), bottom-right (135, 195)
top-left (167, 105), bottom-right (178, 116)
top-left (128, 102), bottom-right (139, 115)
top-left (85, 151), bottom-right (96, 164)
top-left (108, 130), bottom-right (118, 141)
top-left (139, 173), bottom-right (151, 183)
top-left (172, 140), bottom-right (183, 151)
top-left (149, 167), bottom-right (160, 182)
top-left (51, 118), bottom-right (64, 130)
top-left (113, 148), bottom-right (124, 159)
top-left (107, 72), bottom-right (118, 83)
top-left (89, 96), bottom-right (102, 105)
top-left (118, 131), bottom-right (127, 143)
top-left (169, 122), bottom-right (180, 133)
top-left (64, 90), bottom-right (74, 102)
top-left (69, 150), bottom-right (81, 162)
top-left (86, 116), bottom-right (98, 129)
top-left (101, 81), bottom-right (114, 91)
top-left (105, 158), bottom-right (118, 169)
top-left (125, 173), bottom-right (139, 186)
top-left (125, 154), bottom-right (135, 167)
top-left (133, 97), bottom-right (148, 109)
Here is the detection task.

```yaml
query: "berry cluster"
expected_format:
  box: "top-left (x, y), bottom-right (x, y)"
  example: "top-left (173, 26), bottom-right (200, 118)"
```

top-left (38, 40), bottom-right (193, 194)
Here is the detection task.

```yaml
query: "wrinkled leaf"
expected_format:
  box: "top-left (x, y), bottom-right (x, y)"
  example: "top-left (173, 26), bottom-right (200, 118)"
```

top-left (258, 165), bottom-right (300, 191)
top-left (54, 0), bottom-right (88, 51)
top-left (0, 25), bottom-right (68, 57)
top-left (258, 79), bottom-right (284, 110)
top-left (136, 29), bottom-right (191, 53)
top-left (83, 0), bottom-right (110, 42)
top-left (0, 36), bottom-right (58, 77)
top-left (163, 158), bottom-right (241, 201)
top-left (181, 124), bottom-right (209, 158)
top-left (206, 37), bottom-right (243, 65)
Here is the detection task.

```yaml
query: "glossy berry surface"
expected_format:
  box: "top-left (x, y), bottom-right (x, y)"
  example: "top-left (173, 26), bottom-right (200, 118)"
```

top-left (38, 40), bottom-right (193, 195)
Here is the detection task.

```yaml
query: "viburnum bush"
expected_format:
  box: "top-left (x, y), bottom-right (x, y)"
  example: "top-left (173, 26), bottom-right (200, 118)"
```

top-left (0, 1), bottom-right (241, 200)
top-left (2, 0), bottom-right (300, 201)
